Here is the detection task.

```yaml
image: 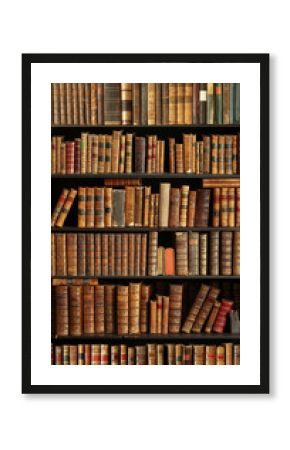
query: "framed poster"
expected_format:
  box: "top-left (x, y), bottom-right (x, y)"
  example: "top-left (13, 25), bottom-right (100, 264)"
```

top-left (22, 53), bottom-right (269, 394)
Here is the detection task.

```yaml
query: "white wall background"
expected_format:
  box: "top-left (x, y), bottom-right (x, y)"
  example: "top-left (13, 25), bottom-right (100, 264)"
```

top-left (0, 1), bottom-right (285, 448)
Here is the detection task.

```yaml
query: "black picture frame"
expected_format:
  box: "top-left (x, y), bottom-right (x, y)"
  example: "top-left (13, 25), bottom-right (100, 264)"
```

top-left (22, 53), bottom-right (269, 394)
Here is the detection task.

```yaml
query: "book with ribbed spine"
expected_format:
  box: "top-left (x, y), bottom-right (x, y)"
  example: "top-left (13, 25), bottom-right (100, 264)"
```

top-left (169, 138), bottom-right (175, 173)
top-left (148, 232), bottom-right (158, 276)
top-left (104, 134), bottom-right (112, 173)
top-left (221, 231), bottom-right (233, 275)
top-left (191, 286), bottom-right (220, 333)
top-left (212, 188), bottom-right (220, 227)
top-left (225, 135), bottom-right (233, 174)
top-left (195, 189), bottom-right (210, 227)
top-left (121, 83), bottom-right (132, 125)
top-left (199, 83), bottom-right (207, 124)
top-left (206, 345), bottom-right (216, 365)
top-left (183, 134), bottom-right (193, 173)
top-left (223, 83), bottom-right (230, 124)
top-left (159, 183), bottom-right (170, 227)
top-left (204, 300), bottom-right (221, 333)
top-left (161, 83), bottom-right (169, 124)
top-left (54, 285), bottom-right (69, 336)
top-left (104, 284), bottom-right (115, 334)
top-left (132, 83), bottom-right (141, 125)
top-left (182, 284), bottom-right (210, 333)
top-left (168, 284), bottom-right (183, 333)
top-left (233, 231), bottom-right (240, 275)
top-left (236, 188), bottom-right (240, 227)
top-left (117, 285), bottom-right (129, 335)
top-left (175, 232), bottom-right (188, 275)
top-left (150, 299), bottom-right (157, 334)
top-left (51, 188), bottom-right (69, 226)
top-left (213, 299), bottom-right (234, 333)
top-left (129, 283), bottom-right (141, 335)
top-left (215, 83), bottom-right (222, 124)
top-left (209, 231), bottom-right (219, 276)
top-left (161, 295), bottom-right (169, 334)
top-left (188, 231), bottom-right (199, 276)
top-left (206, 83), bottom-right (214, 124)
top-left (148, 83), bottom-right (156, 125)
top-left (184, 83), bottom-right (193, 124)
top-left (180, 185), bottom-right (189, 227)
top-left (83, 285), bottom-right (95, 334)
top-left (112, 189), bottom-right (125, 227)
top-left (77, 233), bottom-right (86, 276)
top-left (140, 284), bottom-right (150, 333)
top-left (155, 83), bottom-right (162, 125)
top-left (140, 83), bottom-right (148, 125)
top-left (169, 83), bottom-right (176, 124)
top-left (176, 83), bottom-right (185, 124)
top-left (94, 285), bottom-right (105, 334)
top-left (104, 83), bottom-right (121, 125)
top-left (199, 233), bottom-right (208, 275)
top-left (55, 233), bottom-right (67, 276)
top-left (135, 136), bottom-right (146, 173)
top-left (66, 233), bottom-right (77, 277)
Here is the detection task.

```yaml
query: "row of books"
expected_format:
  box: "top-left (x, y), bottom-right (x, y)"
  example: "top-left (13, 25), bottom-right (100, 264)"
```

top-left (52, 342), bottom-right (240, 365)
top-left (51, 83), bottom-right (240, 126)
top-left (52, 185), bottom-right (240, 229)
top-left (53, 282), bottom-right (238, 337)
top-left (51, 231), bottom-right (240, 277)
top-left (51, 133), bottom-right (240, 175)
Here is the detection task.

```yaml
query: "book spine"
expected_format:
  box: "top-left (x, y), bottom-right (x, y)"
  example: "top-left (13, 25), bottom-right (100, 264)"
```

top-left (95, 285), bottom-right (105, 334)
top-left (135, 187), bottom-right (143, 227)
top-left (175, 232), bottom-right (188, 275)
top-left (221, 231), bottom-right (233, 275)
top-left (90, 83), bottom-right (97, 125)
top-left (155, 83), bottom-right (162, 125)
top-left (220, 187), bottom-right (229, 227)
top-left (129, 283), bottom-right (141, 334)
top-left (188, 231), bottom-right (199, 276)
top-left (211, 135), bottom-right (218, 174)
top-left (183, 134), bottom-right (193, 173)
top-left (51, 188), bottom-right (69, 226)
top-left (140, 285), bottom-right (150, 333)
top-left (195, 189), bottom-right (210, 227)
top-left (97, 83), bottom-right (104, 124)
top-left (169, 188), bottom-right (180, 227)
top-left (101, 234), bottom-right (108, 276)
top-left (209, 231), bottom-right (219, 276)
top-left (77, 233), bottom-right (86, 276)
top-left (233, 231), bottom-right (240, 275)
top-left (161, 295), bottom-right (169, 334)
top-left (135, 137), bottom-right (146, 173)
top-left (223, 83), bottom-right (230, 124)
top-left (168, 284), bottom-right (183, 333)
top-left (105, 135), bottom-right (112, 173)
top-left (117, 285), bottom-right (129, 335)
top-left (169, 138), bottom-right (175, 173)
top-left (84, 83), bottom-right (91, 125)
top-left (169, 83), bottom-right (176, 124)
top-left (55, 233), bottom-right (67, 276)
top-left (121, 234), bottom-right (129, 276)
top-left (159, 183), bottom-right (171, 227)
top-left (176, 83), bottom-right (185, 124)
top-left (161, 83), bottom-right (169, 125)
top-left (108, 234), bottom-right (115, 276)
top-left (125, 133), bottom-right (133, 173)
top-left (148, 83), bottom-right (156, 125)
top-left (236, 188), bottom-right (240, 227)
top-left (72, 83), bottom-right (78, 125)
top-left (199, 233), bottom-right (208, 275)
top-left (199, 83), bottom-right (207, 124)
top-left (180, 185), bottom-right (189, 227)
top-left (212, 188), bottom-right (220, 227)
top-left (54, 285), bottom-right (69, 336)
top-left (104, 284), bottom-right (115, 333)
top-left (148, 232), bottom-right (158, 275)
top-left (206, 345), bottom-right (216, 365)
top-left (128, 234), bottom-right (135, 276)
top-left (94, 234), bottom-right (101, 276)
top-left (132, 83), bottom-right (141, 125)
top-left (225, 135), bottom-right (233, 174)
top-left (175, 143), bottom-right (184, 173)
top-left (206, 83), bottom-right (214, 124)
top-left (228, 187), bottom-right (235, 226)
top-left (184, 83), bottom-right (193, 124)
top-left (215, 83), bottom-right (222, 124)
top-left (125, 186), bottom-right (135, 226)
top-left (150, 299), bottom-right (157, 334)
top-left (121, 83), bottom-right (132, 125)
top-left (104, 83), bottom-right (121, 125)
top-left (192, 83), bottom-right (200, 124)
top-left (194, 345), bottom-right (205, 365)
top-left (192, 287), bottom-right (220, 333)
top-left (69, 285), bottom-right (82, 336)
top-left (204, 300), bottom-right (221, 333)
top-left (67, 233), bottom-right (77, 277)
top-left (140, 83), bottom-right (148, 125)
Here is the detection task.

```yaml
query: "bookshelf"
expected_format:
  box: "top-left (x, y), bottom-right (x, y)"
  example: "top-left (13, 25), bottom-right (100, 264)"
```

top-left (51, 82), bottom-right (240, 365)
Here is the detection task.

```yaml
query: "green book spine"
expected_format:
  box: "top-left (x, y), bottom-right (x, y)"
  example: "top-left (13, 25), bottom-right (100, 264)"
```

top-left (229, 83), bottom-right (235, 124)
top-left (215, 83), bottom-right (222, 124)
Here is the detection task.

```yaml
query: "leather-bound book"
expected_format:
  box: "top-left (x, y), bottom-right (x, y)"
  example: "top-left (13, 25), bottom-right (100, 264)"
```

top-left (65, 141), bottom-right (74, 174)
top-left (125, 186), bottom-right (135, 226)
top-left (159, 183), bottom-right (170, 227)
top-left (192, 83), bottom-right (200, 124)
top-left (156, 344), bottom-right (164, 365)
top-left (199, 83), bottom-right (207, 124)
top-left (80, 132), bottom-right (87, 174)
top-left (195, 189), bottom-right (210, 227)
top-left (175, 344), bottom-right (183, 365)
top-left (143, 186), bottom-right (151, 226)
top-left (183, 345), bottom-right (193, 365)
top-left (213, 299), bottom-right (234, 333)
top-left (198, 141), bottom-right (204, 174)
top-left (135, 187), bottom-right (143, 226)
top-left (234, 345), bottom-right (240, 365)
top-left (108, 234), bottom-right (115, 276)
top-left (224, 342), bottom-right (233, 365)
top-left (87, 132), bottom-right (93, 173)
top-left (215, 83), bottom-right (222, 124)
top-left (148, 344), bottom-right (157, 365)
top-left (101, 234), bottom-right (109, 276)
top-left (230, 310), bottom-right (240, 334)
top-left (161, 83), bottom-right (169, 124)
top-left (169, 83), bottom-right (176, 124)
top-left (56, 136), bottom-right (63, 174)
top-left (212, 188), bottom-right (220, 227)
top-left (112, 189), bottom-right (125, 227)
top-left (69, 285), bottom-right (82, 336)
top-left (220, 187), bottom-right (229, 227)
top-left (148, 194), bottom-right (155, 227)
top-left (136, 346), bottom-right (146, 365)
top-left (181, 284), bottom-right (210, 333)
top-left (183, 134), bottom-right (193, 173)
top-left (165, 248), bottom-right (175, 275)
top-left (55, 233), bottom-right (67, 276)
top-left (140, 83), bottom-right (148, 125)
top-left (204, 300), bottom-right (221, 334)
top-left (188, 231), bottom-right (199, 275)
top-left (52, 83), bottom-right (60, 125)
top-left (218, 135), bottom-right (225, 174)
top-left (175, 143), bottom-right (184, 173)
top-left (157, 246), bottom-right (165, 275)
top-left (180, 185), bottom-right (189, 226)
top-left (209, 231), bottom-right (219, 276)
top-left (62, 345), bottom-right (69, 365)
top-left (111, 130), bottom-right (121, 173)
top-left (206, 83), bottom-right (214, 124)
top-left (83, 285), bottom-right (95, 334)
top-left (167, 344), bottom-right (176, 365)
top-left (232, 134), bottom-right (238, 174)
top-left (125, 133), bottom-right (133, 173)
top-left (84, 83), bottom-right (91, 125)
top-left (104, 187), bottom-right (112, 227)
top-left (225, 135), bottom-right (233, 174)
top-left (128, 234), bottom-right (135, 276)
top-left (90, 83), bottom-right (97, 125)
top-left (150, 299), bottom-right (157, 334)
top-left (203, 135), bottom-right (211, 174)
top-left (211, 135), bottom-right (218, 174)
top-left (51, 136), bottom-right (56, 174)
top-left (216, 346), bottom-right (225, 365)
top-left (104, 284), bottom-right (115, 334)
top-left (97, 134), bottom-right (105, 173)
top-left (77, 233), bottom-right (86, 276)
top-left (202, 178), bottom-right (240, 188)
top-left (59, 83), bottom-right (66, 125)
top-left (168, 283), bottom-right (183, 333)
top-left (191, 134), bottom-right (197, 173)
top-left (236, 188), bottom-right (240, 227)
top-left (85, 187), bottom-right (94, 228)
top-left (100, 345), bottom-right (109, 365)
top-left (228, 187), bottom-right (235, 226)
top-left (128, 347), bottom-right (136, 365)
top-left (104, 83), bottom-right (121, 125)
top-left (54, 285), bottom-right (69, 336)
top-left (233, 231), bottom-right (240, 275)
top-left (161, 295), bottom-right (169, 334)
top-left (94, 187), bottom-right (104, 228)
top-left (134, 233), bottom-right (141, 276)
top-left (74, 138), bottom-right (81, 173)
top-left (158, 140), bottom-right (165, 173)
top-left (67, 233), bottom-right (77, 277)
top-left (140, 284), bottom-right (150, 333)
top-left (147, 135), bottom-right (153, 173)
top-left (192, 286), bottom-right (220, 333)
top-left (129, 283), bottom-right (141, 334)
top-left (71, 83), bottom-right (78, 125)
top-left (56, 187), bottom-right (77, 228)
top-left (69, 346), bottom-right (78, 365)
top-left (187, 190), bottom-right (197, 227)
top-left (176, 83), bottom-right (185, 124)
top-left (115, 233), bottom-right (122, 276)
top-left (94, 285), bottom-right (105, 334)
top-left (121, 83), bottom-right (132, 125)
top-left (234, 83), bottom-right (240, 124)
top-left (94, 234), bottom-right (101, 276)
top-left (119, 134), bottom-right (126, 173)
top-left (132, 83), bottom-right (141, 125)
top-left (169, 188), bottom-right (180, 227)
top-left (84, 345), bottom-right (91, 365)
top-left (148, 83), bottom-right (156, 125)
top-left (194, 345), bottom-right (205, 365)
top-left (91, 344), bottom-right (101, 365)
top-left (97, 83), bottom-right (104, 124)
top-left (184, 83), bottom-right (193, 124)
top-left (78, 186), bottom-right (86, 228)
top-left (121, 234), bottom-right (129, 276)
top-left (155, 83), bottom-right (162, 124)
top-left (51, 188), bottom-right (69, 226)
top-left (206, 345), bottom-right (216, 365)
top-left (175, 232), bottom-right (188, 275)
top-left (156, 295), bottom-right (163, 333)
top-left (168, 137), bottom-right (175, 173)
top-left (104, 134), bottom-right (112, 173)
top-left (152, 135), bottom-right (157, 173)
top-left (148, 232), bottom-right (158, 275)
top-left (117, 285), bottom-right (129, 335)
top-left (229, 84), bottom-right (235, 123)
top-left (111, 345), bottom-right (119, 365)
top-left (140, 234), bottom-right (147, 276)
top-left (222, 83), bottom-right (230, 124)
top-left (199, 233), bottom-right (208, 275)
top-left (135, 136), bottom-right (146, 173)
top-left (51, 234), bottom-right (56, 276)
top-left (221, 231), bottom-right (233, 275)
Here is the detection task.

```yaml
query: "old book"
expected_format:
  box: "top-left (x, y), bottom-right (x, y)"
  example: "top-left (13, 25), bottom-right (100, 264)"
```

top-left (132, 83), bottom-right (141, 125)
top-left (108, 234), bottom-right (115, 275)
top-left (127, 347), bottom-right (135, 365)
top-left (183, 134), bottom-right (193, 173)
top-left (104, 187), bottom-right (112, 227)
top-left (211, 134), bottom-right (218, 175)
top-left (202, 178), bottom-right (240, 188)
top-left (209, 231), bottom-right (219, 276)
top-left (62, 345), bottom-right (69, 365)
top-left (94, 285), bottom-right (105, 334)
top-left (236, 188), bottom-right (240, 227)
top-left (135, 136), bottom-right (146, 173)
top-left (90, 83), bottom-right (97, 125)
top-left (115, 234), bottom-right (122, 276)
top-left (101, 234), bottom-right (109, 276)
top-left (74, 138), bottom-right (81, 173)
top-left (51, 136), bottom-right (57, 174)
top-left (135, 187), bottom-right (143, 227)
top-left (150, 299), bottom-right (157, 334)
top-left (175, 143), bottom-right (184, 173)
top-left (121, 234), bottom-right (129, 276)
top-left (192, 286), bottom-right (220, 333)
top-left (176, 83), bottom-right (185, 124)
top-left (67, 233), bottom-right (77, 277)
top-left (129, 283), bottom-right (141, 334)
top-left (188, 231), bottom-right (199, 276)
top-left (192, 83), bottom-right (199, 124)
top-left (167, 344), bottom-right (176, 365)
top-left (134, 233), bottom-right (141, 276)
top-left (233, 231), bottom-right (240, 275)
top-left (125, 186), bottom-right (135, 226)
top-left (234, 84), bottom-right (240, 124)
top-left (52, 83), bottom-right (60, 125)
top-left (159, 183), bottom-right (170, 227)
top-left (223, 83), bottom-right (230, 124)
top-left (202, 135), bottom-right (211, 174)
top-left (136, 346), bottom-right (146, 365)
top-left (215, 83), bottom-right (222, 124)
top-left (84, 83), bottom-right (91, 125)
top-left (97, 134), bottom-right (105, 173)
top-left (225, 135), bottom-right (233, 174)
top-left (111, 130), bottom-right (121, 173)
top-left (69, 346), bottom-right (78, 365)
top-left (216, 346), bottom-right (225, 365)
top-left (143, 186), bottom-right (151, 227)
top-left (199, 233), bottom-right (208, 275)
top-left (184, 83), bottom-right (193, 124)
top-left (206, 83), bottom-right (214, 124)
top-left (168, 284), bottom-right (183, 333)
top-left (228, 187), bottom-right (235, 226)
top-left (169, 188), bottom-right (180, 227)
top-left (83, 285), bottom-right (95, 334)
top-left (78, 186), bottom-right (86, 228)
top-left (230, 310), bottom-right (240, 334)
top-left (80, 132), bottom-right (87, 174)
top-left (224, 342), bottom-right (233, 365)
top-left (213, 299), bottom-right (234, 333)
top-left (218, 135), bottom-right (225, 174)
top-left (119, 134), bottom-right (126, 173)
top-left (55, 233), bottom-right (67, 276)
top-left (148, 194), bottom-right (155, 227)
top-left (187, 190), bottom-right (197, 227)
top-left (232, 135), bottom-right (238, 174)
top-left (87, 135), bottom-right (93, 173)
top-left (183, 345), bottom-right (193, 365)
top-left (169, 83), bottom-right (176, 124)
top-left (194, 345), bottom-right (205, 365)
top-left (59, 83), bottom-right (66, 125)
top-left (180, 185), bottom-right (189, 226)
top-left (77, 233), bottom-right (86, 276)
top-left (140, 284), bottom-right (150, 333)
top-left (84, 344), bottom-right (91, 365)
top-left (156, 295), bottom-right (163, 333)
top-left (148, 232), bottom-right (158, 276)
top-left (195, 189), bottom-right (210, 227)
top-left (161, 83), bottom-right (169, 125)
top-left (104, 83), bottom-right (121, 125)
top-left (91, 344), bottom-right (101, 365)
top-left (54, 285), bottom-right (69, 336)
top-left (65, 141), bottom-right (74, 174)
top-left (117, 285), bottom-right (129, 335)
top-left (212, 188), bottom-right (221, 227)
top-left (175, 232), bottom-right (188, 275)
top-left (51, 188), bottom-right (69, 226)
top-left (104, 284), bottom-right (115, 334)
top-left (169, 138), bottom-right (175, 173)
top-left (140, 234), bottom-right (147, 276)
top-left (140, 83), bottom-right (148, 125)
top-left (56, 136), bottom-right (63, 174)
top-left (220, 188), bottom-right (229, 227)
top-left (157, 246), bottom-right (165, 275)
top-left (112, 189), bottom-right (125, 227)
top-left (100, 345), bottom-right (109, 365)
top-left (158, 140), bottom-right (165, 173)
top-left (94, 187), bottom-right (104, 228)
top-left (234, 344), bottom-right (240, 365)
top-left (94, 234), bottom-right (101, 276)
top-left (121, 83), bottom-right (132, 125)
top-left (181, 284), bottom-right (210, 333)
top-left (156, 344), bottom-right (164, 365)
top-left (165, 248), bottom-right (175, 275)
top-left (206, 345), bottom-right (216, 365)
top-left (199, 83), bottom-right (207, 124)
top-left (204, 300), bottom-right (221, 334)
top-left (155, 83), bottom-right (162, 124)
top-left (128, 234), bottom-right (135, 276)
top-left (105, 135), bottom-right (112, 173)
top-left (175, 344), bottom-right (183, 365)
top-left (86, 187), bottom-right (94, 228)
top-left (152, 135), bottom-right (157, 173)
top-left (147, 343), bottom-right (157, 365)
top-left (146, 135), bottom-right (153, 173)
top-left (148, 83), bottom-right (156, 125)
top-left (221, 231), bottom-right (233, 275)
top-left (51, 234), bottom-right (56, 276)
top-left (161, 295), bottom-right (170, 334)
top-left (72, 83), bottom-right (78, 125)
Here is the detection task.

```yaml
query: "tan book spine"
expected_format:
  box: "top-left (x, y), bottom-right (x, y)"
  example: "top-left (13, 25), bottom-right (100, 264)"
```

top-left (83, 285), bottom-right (95, 334)
top-left (52, 83), bottom-right (60, 125)
top-left (94, 285), bottom-right (105, 334)
top-left (181, 284), bottom-right (210, 333)
top-left (51, 188), bottom-right (69, 226)
top-left (169, 137), bottom-right (175, 173)
top-left (216, 346), bottom-right (225, 365)
top-left (192, 134), bottom-right (197, 173)
top-left (105, 134), bottom-right (112, 173)
top-left (77, 233), bottom-right (86, 276)
top-left (128, 234), bottom-right (135, 276)
top-left (232, 135), bottom-right (238, 174)
top-left (148, 83), bottom-right (156, 125)
top-left (135, 187), bottom-right (144, 227)
top-left (154, 194), bottom-right (159, 226)
top-left (213, 188), bottom-right (221, 227)
top-left (228, 187), bottom-right (235, 227)
top-left (71, 83), bottom-right (78, 125)
top-left (159, 183), bottom-right (171, 227)
top-left (94, 187), bottom-right (104, 228)
top-left (225, 135), bottom-right (233, 174)
top-left (147, 344), bottom-right (157, 365)
top-left (180, 185), bottom-right (189, 226)
top-left (148, 232), bottom-right (158, 276)
top-left (121, 234), bottom-right (129, 276)
top-left (220, 188), bottom-right (229, 227)
top-left (156, 295), bottom-right (163, 334)
top-left (176, 83), bottom-right (185, 124)
top-left (56, 188), bottom-right (77, 227)
top-left (148, 193), bottom-right (155, 227)
top-left (51, 233), bottom-right (56, 277)
top-left (206, 345), bottom-right (216, 365)
top-left (161, 295), bottom-right (169, 334)
top-left (119, 345), bottom-right (127, 365)
top-left (167, 344), bottom-right (176, 365)
top-left (117, 285), bottom-right (129, 335)
top-left (183, 345), bottom-right (193, 365)
top-left (192, 286), bottom-right (220, 333)
top-left (184, 83), bottom-right (193, 124)
top-left (158, 140), bottom-right (165, 173)
top-left (100, 344), bottom-right (109, 365)
top-left (175, 232), bottom-right (188, 275)
top-left (51, 136), bottom-right (57, 174)
top-left (111, 131), bottom-right (121, 173)
top-left (169, 83), bottom-right (176, 124)
top-left (55, 136), bottom-right (63, 174)
top-left (60, 142), bottom-right (66, 174)
top-left (143, 186), bottom-right (151, 227)
top-left (90, 83), bottom-right (97, 125)
top-left (211, 135), bottom-right (218, 175)
top-left (140, 234), bottom-right (147, 276)
top-left (233, 231), bottom-right (240, 275)
top-left (168, 284), bottom-right (183, 333)
top-left (236, 188), bottom-right (240, 227)
top-left (136, 345), bottom-right (146, 365)
top-left (128, 347), bottom-right (136, 365)
top-left (234, 345), bottom-right (240, 365)
top-left (156, 344), bottom-right (164, 365)
top-left (104, 284), bottom-right (115, 334)
top-left (187, 190), bottom-right (197, 227)
top-left (220, 231), bottom-right (233, 275)
top-left (224, 342), bottom-right (233, 365)
top-left (175, 143), bottom-right (184, 173)
top-left (151, 135), bottom-right (157, 173)
top-left (84, 344), bottom-right (91, 365)
top-left (94, 234), bottom-right (101, 276)
top-left (91, 344), bottom-right (101, 365)
top-left (97, 134), bottom-right (105, 173)
top-left (54, 285), bottom-right (69, 337)
top-left (199, 233), bottom-right (208, 275)
top-left (101, 234), bottom-right (108, 276)
top-left (108, 234), bottom-right (115, 276)
top-left (121, 83), bottom-right (132, 125)
top-left (183, 134), bottom-right (193, 173)
top-left (104, 187), bottom-right (112, 227)
top-left (119, 134), bottom-right (125, 173)
top-left (91, 134), bottom-right (98, 173)
top-left (218, 135), bottom-right (225, 174)
top-left (188, 231), bottom-right (199, 275)
top-left (150, 299), bottom-right (157, 334)
top-left (209, 231), bottom-right (219, 276)
top-left (175, 344), bottom-right (183, 365)
top-left (115, 233), bottom-right (122, 276)
top-left (125, 186), bottom-right (135, 227)
top-left (69, 345), bottom-right (78, 365)
top-left (147, 135), bottom-right (153, 173)
top-left (132, 83), bottom-right (141, 125)
top-left (157, 246), bottom-right (164, 275)
top-left (67, 233), bottom-right (77, 277)
top-left (69, 285), bottom-right (82, 336)
top-left (125, 133), bottom-right (133, 173)
top-left (86, 133), bottom-right (92, 173)
top-left (78, 187), bottom-right (86, 228)
top-left (80, 132), bottom-right (87, 174)
top-left (204, 300), bottom-right (221, 333)
top-left (134, 233), bottom-right (141, 276)
top-left (62, 345), bottom-right (69, 365)
top-left (140, 285), bottom-right (150, 333)
top-left (55, 233), bottom-right (67, 276)
top-left (85, 187), bottom-right (94, 228)
top-left (129, 283), bottom-right (141, 334)
top-left (194, 345), bottom-right (205, 365)
top-left (59, 83), bottom-right (66, 125)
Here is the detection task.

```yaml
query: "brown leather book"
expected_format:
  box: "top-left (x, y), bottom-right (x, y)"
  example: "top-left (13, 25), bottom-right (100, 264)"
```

top-left (224, 342), bottom-right (233, 365)
top-left (183, 134), bottom-right (193, 173)
top-left (148, 343), bottom-right (157, 365)
top-left (135, 187), bottom-right (143, 226)
top-left (175, 232), bottom-right (188, 275)
top-left (191, 134), bottom-right (197, 173)
top-left (135, 136), bottom-right (146, 173)
top-left (157, 246), bottom-right (165, 275)
top-left (169, 83), bottom-right (176, 124)
top-left (148, 83), bottom-right (156, 125)
top-left (188, 231), bottom-right (199, 275)
top-left (228, 187), bottom-right (235, 227)
top-left (78, 187), bottom-right (86, 228)
top-left (125, 133), bottom-right (133, 173)
top-left (59, 83), bottom-right (66, 125)
top-left (91, 344), bottom-right (101, 365)
top-left (121, 83), bottom-right (132, 125)
top-left (211, 135), bottom-right (218, 175)
top-left (115, 234), bottom-right (122, 276)
top-left (209, 231), bottom-right (219, 276)
top-left (180, 185), bottom-right (189, 226)
top-left (140, 83), bottom-right (148, 125)
top-left (150, 299), bottom-right (157, 334)
top-left (85, 187), bottom-right (94, 228)
top-left (204, 300), bottom-right (221, 334)
top-left (94, 187), bottom-right (104, 228)
top-left (111, 130), bottom-right (121, 173)
top-left (104, 83), bottom-right (121, 125)
top-left (101, 234), bottom-right (109, 276)
top-left (203, 135), bottom-right (211, 174)
top-left (51, 234), bottom-right (56, 276)
top-left (51, 136), bottom-right (56, 174)
top-left (181, 284), bottom-right (210, 333)
top-left (104, 284), bottom-right (115, 334)
top-left (69, 345), bottom-right (78, 365)
top-left (193, 345), bottom-right (205, 365)
top-left (100, 344), bottom-right (109, 365)
top-left (156, 295), bottom-right (163, 333)
top-left (65, 141), bottom-right (75, 174)
top-left (112, 189), bottom-right (125, 227)
top-left (168, 284), bottom-right (183, 333)
top-left (184, 83), bottom-right (193, 124)
top-left (152, 134), bottom-right (157, 174)
top-left (221, 231), bottom-right (233, 275)
top-left (233, 231), bottom-right (240, 275)
top-left (199, 83), bottom-right (207, 124)
top-left (212, 188), bottom-right (220, 227)
top-left (175, 143), bottom-right (184, 173)
top-left (117, 285), bottom-right (129, 335)
top-left (104, 187), bottom-right (112, 227)
top-left (216, 346), bottom-right (225, 365)
top-left (128, 347), bottom-right (136, 365)
top-left (169, 188), bottom-right (180, 227)
top-left (148, 193), bottom-right (155, 227)
top-left (148, 232), bottom-right (158, 275)
top-left (72, 83), bottom-right (78, 125)
top-left (202, 178), bottom-right (240, 188)
top-left (187, 190), bottom-right (197, 227)
top-left (236, 188), bottom-right (240, 227)
top-left (119, 134), bottom-right (126, 173)
top-left (206, 83), bottom-right (214, 124)
top-left (132, 83), bottom-right (141, 125)
top-left (167, 344), bottom-right (176, 365)
top-left (67, 233), bottom-right (77, 277)
top-left (143, 186), bottom-right (151, 226)
top-left (56, 136), bottom-right (64, 174)
top-left (234, 345), bottom-right (240, 365)
top-left (136, 346), bottom-right (146, 365)
top-left (108, 234), bottom-right (115, 275)
top-left (161, 83), bottom-right (169, 125)
top-left (176, 83), bottom-right (185, 124)
top-left (225, 135), bottom-right (233, 174)
top-left (134, 233), bottom-right (141, 276)
top-left (90, 83), bottom-right (97, 125)
top-left (140, 234), bottom-right (147, 276)
top-left (51, 188), bottom-right (69, 226)
top-left (94, 285), bottom-right (105, 334)
top-left (168, 137), bottom-right (175, 173)
top-left (213, 299), bottom-right (234, 333)
top-left (94, 234), bottom-right (101, 276)
top-left (140, 284), bottom-right (150, 333)
top-left (147, 135), bottom-right (153, 173)
top-left (192, 83), bottom-right (200, 125)
top-left (128, 234), bottom-right (135, 276)
top-left (195, 189), bottom-right (210, 227)
top-left (218, 135), bottom-right (225, 174)
top-left (206, 345), bottom-right (216, 365)
top-left (129, 283), bottom-right (141, 334)
top-left (97, 134), bottom-right (105, 173)
top-left (158, 140), bottom-right (165, 173)
top-left (87, 133), bottom-right (93, 174)
top-left (55, 233), bottom-right (67, 276)
top-left (183, 345), bottom-right (193, 365)
top-left (232, 134), bottom-right (239, 174)
top-left (159, 183), bottom-right (170, 227)
top-left (54, 285), bottom-right (69, 337)
top-left (52, 83), bottom-right (60, 125)
top-left (175, 344), bottom-right (183, 365)
top-left (199, 233), bottom-right (208, 275)
top-left (223, 83), bottom-right (230, 124)
top-left (157, 344), bottom-right (164, 365)
top-left (83, 285), bottom-right (95, 334)
top-left (77, 233), bottom-right (86, 276)
top-left (155, 83), bottom-right (162, 124)
top-left (161, 295), bottom-right (170, 334)
top-left (125, 186), bottom-right (135, 226)
top-left (121, 234), bottom-right (129, 276)
top-left (84, 83), bottom-right (91, 125)
top-left (105, 134), bottom-right (112, 173)
top-left (90, 135), bottom-right (98, 173)
top-left (191, 286), bottom-right (220, 333)
top-left (80, 132), bottom-right (87, 174)
top-left (74, 138), bottom-right (81, 173)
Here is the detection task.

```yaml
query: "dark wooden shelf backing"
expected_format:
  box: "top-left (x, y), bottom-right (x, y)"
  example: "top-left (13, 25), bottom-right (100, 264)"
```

top-left (52, 124), bottom-right (240, 129)
top-left (52, 333), bottom-right (240, 344)
top-left (52, 275), bottom-right (240, 281)
top-left (51, 173), bottom-right (240, 180)
top-left (51, 226), bottom-right (240, 233)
